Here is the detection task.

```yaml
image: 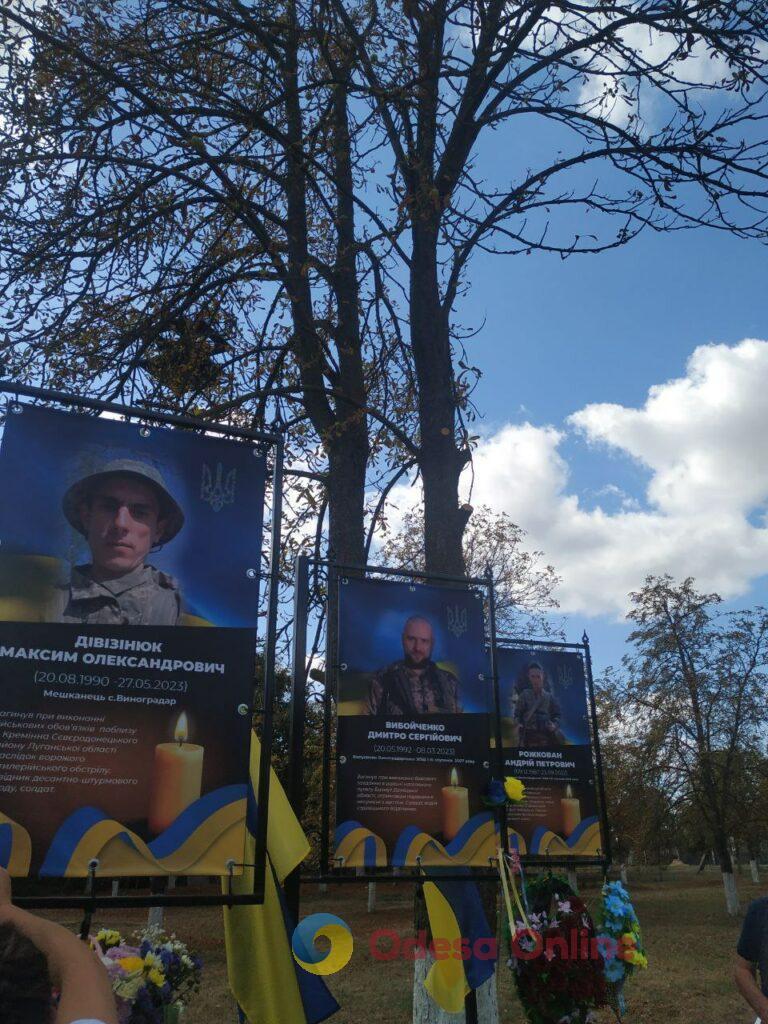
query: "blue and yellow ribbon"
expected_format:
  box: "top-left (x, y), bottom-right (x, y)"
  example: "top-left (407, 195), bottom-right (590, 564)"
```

top-left (333, 821), bottom-right (387, 868)
top-left (0, 813), bottom-right (32, 876)
top-left (39, 785), bottom-right (247, 876)
top-left (392, 812), bottom-right (499, 868)
top-left (528, 816), bottom-right (601, 857)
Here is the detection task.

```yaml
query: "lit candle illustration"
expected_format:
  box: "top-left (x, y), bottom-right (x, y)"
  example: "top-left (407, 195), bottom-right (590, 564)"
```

top-left (441, 767), bottom-right (469, 842)
top-left (147, 712), bottom-right (204, 835)
top-left (560, 784), bottom-right (581, 837)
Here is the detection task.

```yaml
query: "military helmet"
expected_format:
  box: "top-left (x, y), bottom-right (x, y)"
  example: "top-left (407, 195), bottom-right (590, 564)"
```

top-left (62, 458), bottom-right (185, 543)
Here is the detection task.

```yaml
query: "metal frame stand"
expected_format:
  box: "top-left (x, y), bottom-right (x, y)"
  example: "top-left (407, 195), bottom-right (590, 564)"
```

top-left (0, 381), bottom-right (284, 911)
top-left (494, 633), bottom-right (612, 872)
top-left (286, 569), bottom-right (612, 889)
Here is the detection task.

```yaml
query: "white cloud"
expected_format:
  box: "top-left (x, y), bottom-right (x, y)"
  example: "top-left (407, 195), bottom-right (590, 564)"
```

top-left (387, 338), bottom-right (768, 618)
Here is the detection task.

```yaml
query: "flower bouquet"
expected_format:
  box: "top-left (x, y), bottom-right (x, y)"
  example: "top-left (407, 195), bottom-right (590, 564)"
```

top-left (506, 873), bottom-right (607, 1024)
top-left (91, 925), bottom-right (203, 1024)
top-left (595, 881), bottom-right (647, 1020)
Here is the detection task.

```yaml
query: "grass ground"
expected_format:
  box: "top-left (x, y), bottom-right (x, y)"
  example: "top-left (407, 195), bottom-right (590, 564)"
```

top-left (40, 865), bottom-right (763, 1023)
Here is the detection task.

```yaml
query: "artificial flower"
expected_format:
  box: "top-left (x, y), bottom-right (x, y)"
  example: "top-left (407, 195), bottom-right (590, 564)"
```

top-left (504, 776), bottom-right (526, 803)
top-left (118, 956), bottom-right (145, 974)
top-left (482, 778), bottom-right (507, 806)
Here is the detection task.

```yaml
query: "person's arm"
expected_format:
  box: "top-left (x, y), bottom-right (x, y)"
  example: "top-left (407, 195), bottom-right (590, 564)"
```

top-left (450, 676), bottom-right (462, 714)
top-left (0, 868), bottom-right (118, 1024)
top-left (735, 954), bottom-right (768, 1021)
top-left (548, 694), bottom-right (562, 727)
top-left (367, 671), bottom-right (384, 715)
top-left (514, 691), bottom-right (527, 723)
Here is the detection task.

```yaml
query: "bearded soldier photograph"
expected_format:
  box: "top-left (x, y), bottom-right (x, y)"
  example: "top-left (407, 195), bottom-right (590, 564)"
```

top-left (366, 614), bottom-right (462, 716)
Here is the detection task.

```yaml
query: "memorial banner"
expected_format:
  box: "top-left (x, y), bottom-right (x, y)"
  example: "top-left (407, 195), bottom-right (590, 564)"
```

top-left (497, 647), bottom-right (604, 859)
top-left (334, 577), bottom-right (496, 868)
top-left (0, 404), bottom-right (265, 876)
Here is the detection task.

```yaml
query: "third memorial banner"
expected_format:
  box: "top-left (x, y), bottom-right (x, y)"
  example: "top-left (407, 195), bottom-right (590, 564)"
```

top-left (498, 646), bottom-right (604, 859)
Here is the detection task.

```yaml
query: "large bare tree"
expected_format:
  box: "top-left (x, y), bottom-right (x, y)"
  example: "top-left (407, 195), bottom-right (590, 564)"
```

top-left (0, 0), bottom-right (417, 567)
top-left (2, 0), bottom-right (768, 580)
top-left (327, 0), bottom-right (768, 573)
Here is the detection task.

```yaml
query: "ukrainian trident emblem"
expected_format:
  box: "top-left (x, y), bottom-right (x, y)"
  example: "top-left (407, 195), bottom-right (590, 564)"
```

top-left (200, 463), bottom-right (237, 511)
top-left (446, 603), bottom-right (468, 638)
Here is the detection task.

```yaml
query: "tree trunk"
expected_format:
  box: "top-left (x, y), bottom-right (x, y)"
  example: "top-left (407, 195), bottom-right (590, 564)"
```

top-left (413, 958), bottom-right (498, 1024)
top-left (715, 836), bottom-right (740, 915)
top-left (409, 223), bottom-right (469, 576)
top-left (412, 884), bottom-right (498, 1024)
top-left (620, 863), bottom-right (628, 886)
top-left (750, 859), bottom-right (760, 884)
top-left (325, 78), bottom-right (369, 569)
top-left (327, 435), bottom-right (368, 566)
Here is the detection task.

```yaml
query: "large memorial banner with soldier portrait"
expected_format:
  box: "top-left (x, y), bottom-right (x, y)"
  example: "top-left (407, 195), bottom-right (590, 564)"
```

top-left (497, 646), bottom-right (605, 859)
top-left (334, 577), bottom-right (497, 869)
top-left (0, 404), bottom-right (264, 877)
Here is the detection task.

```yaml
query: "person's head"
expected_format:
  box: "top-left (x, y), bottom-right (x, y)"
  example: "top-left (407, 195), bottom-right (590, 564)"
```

top-left (401, 616), bottom-right (434, 667)
top-left (62, 460), bottom-right (184, 580)
top-left (0, 922), bottom-right (53, 1024)
top-left (527, 662), bottom-right (545, 693)
top-left (79, 474), bottom-right (165, 579)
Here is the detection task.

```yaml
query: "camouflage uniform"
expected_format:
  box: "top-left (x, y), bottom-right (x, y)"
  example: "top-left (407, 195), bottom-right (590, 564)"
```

top-left (48, 563), bottom-right (182, 626)
top-left (367, 660), bottom-right (462, 716)
top-left (515, 687), bottom-right (565, 746)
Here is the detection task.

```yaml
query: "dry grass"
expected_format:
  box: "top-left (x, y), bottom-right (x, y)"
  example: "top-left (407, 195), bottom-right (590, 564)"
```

top-left (39, 866), bottom-right (763, 1023)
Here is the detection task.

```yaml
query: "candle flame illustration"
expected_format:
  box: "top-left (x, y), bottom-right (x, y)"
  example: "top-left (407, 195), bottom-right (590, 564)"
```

top-left (174, 712), bottom-right (189, 744)
top-left (565, 784), bottom-right (573, 799)
top-left (450, 767), bottom-right (459, 787)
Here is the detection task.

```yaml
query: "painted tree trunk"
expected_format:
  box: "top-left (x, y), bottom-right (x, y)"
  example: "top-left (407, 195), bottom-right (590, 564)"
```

top-left (750, 859), bottom-right (760, 884)
top-left (722, 871), bottom-right (740, 915)
top-left (412, 957), bottom-right (498, 1024)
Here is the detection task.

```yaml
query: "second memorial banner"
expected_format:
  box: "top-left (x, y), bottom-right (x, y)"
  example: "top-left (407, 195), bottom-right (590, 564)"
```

top-left (334, 576), bottom-right (496, 868)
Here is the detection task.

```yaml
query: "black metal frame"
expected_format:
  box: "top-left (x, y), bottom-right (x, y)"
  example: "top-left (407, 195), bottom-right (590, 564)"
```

top-left (0, 381), bottom-right (284, 911)
top-left (289, 557), bottom-right (507, 889)
top-left (494, 633), bottom-right (612, 871)
top-left (287, 561), bottom-right (612, 888)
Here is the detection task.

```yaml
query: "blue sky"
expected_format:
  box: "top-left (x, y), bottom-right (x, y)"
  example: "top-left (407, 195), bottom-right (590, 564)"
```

top-left (448, 224), bottom-right (768, 676)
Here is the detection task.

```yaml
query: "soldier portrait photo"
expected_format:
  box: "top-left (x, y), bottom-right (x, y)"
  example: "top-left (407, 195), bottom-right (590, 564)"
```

top-left (335, 576), bottom-right (490, 718)
top-left (50, 458), bottom-right (186, 626)
top-left (0, 404), bottom-right (266, 629)
top-left (366, 614), bottom-right (462, 716)
top-left (497, 647), bottom-right (593, 749)
top-left (513, 660), bottom-right (565, 747)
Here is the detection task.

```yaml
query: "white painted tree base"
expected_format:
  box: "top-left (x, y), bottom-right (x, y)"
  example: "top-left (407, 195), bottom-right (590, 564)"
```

top-left (722, 871), bottom-right (740, 916)
top-left (412, 955), bottom-right (498, 1024)
top-left (620, 864), bottom-right (628, 886)
top-left (147, 905), bottom-right (164, 928)
top-left (750, 859), bottom-right (760, 884)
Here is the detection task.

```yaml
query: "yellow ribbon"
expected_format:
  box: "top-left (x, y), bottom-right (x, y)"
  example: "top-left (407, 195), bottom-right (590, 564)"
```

top-left (497, 847), bottom-right (532, 938)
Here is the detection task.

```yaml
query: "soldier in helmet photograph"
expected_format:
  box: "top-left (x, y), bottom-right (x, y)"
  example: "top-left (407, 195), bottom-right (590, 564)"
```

top-left (0, 404), bottom-right (267, 629)
top-left (48, 458), bottom-right (186, 626)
